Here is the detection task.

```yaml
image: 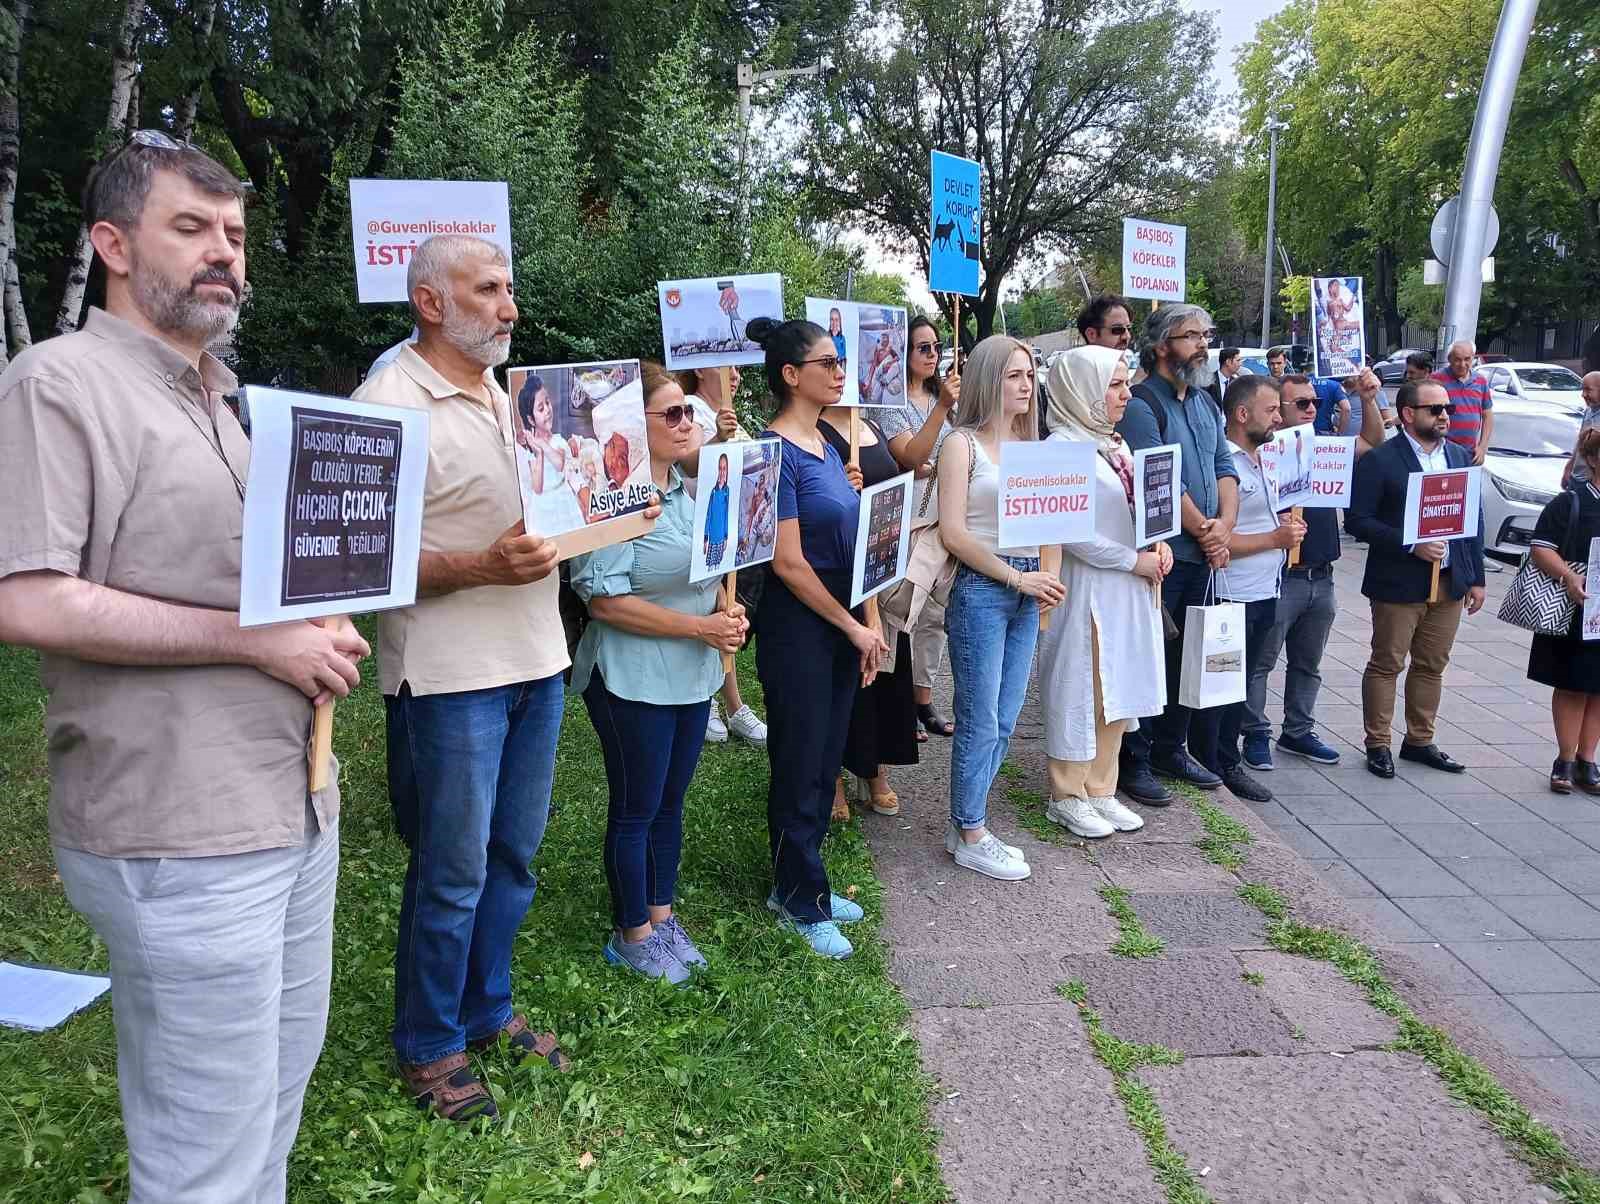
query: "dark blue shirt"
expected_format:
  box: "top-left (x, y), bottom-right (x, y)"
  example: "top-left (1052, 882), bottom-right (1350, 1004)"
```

top-left (764, 430), bottom-right (859, 572)
top-left (1115, 372), bottom-right (1238, 563)
top-left (1312, 377), bottom-right (1347, 434)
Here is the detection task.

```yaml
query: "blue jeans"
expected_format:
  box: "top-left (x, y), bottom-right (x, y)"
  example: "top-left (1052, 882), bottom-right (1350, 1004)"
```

top-left (946, 559), bottom-right (1040, 830)
top-left (385, 675), bottom-right (563, 1065)
top-left (1244, 568), bottom-right (1337, 740)
top-left (582, 673), bottom-right (709, 931)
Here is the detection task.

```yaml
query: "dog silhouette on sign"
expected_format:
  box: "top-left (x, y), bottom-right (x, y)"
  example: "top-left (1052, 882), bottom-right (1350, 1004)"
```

top-left (932, 216), bottom-right (962, 254)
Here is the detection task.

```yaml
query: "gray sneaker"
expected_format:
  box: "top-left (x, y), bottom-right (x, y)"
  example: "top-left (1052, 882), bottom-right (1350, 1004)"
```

top-left (656, 916), bottom-right (708, 969)
top-left (603, 929), bottom-right (690, 984)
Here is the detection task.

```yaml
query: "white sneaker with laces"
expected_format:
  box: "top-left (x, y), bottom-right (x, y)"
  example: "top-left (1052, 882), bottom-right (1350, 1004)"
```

top-left (725, 704), bottom-right (767, 745)
top-left (1046, 796), bottom-right (1115, 838)
top-left (1089, 795), bottom-right (1145, 832)
top-left (951, 832), bottom-right (1031, 881)
top-left (944, 822), bottom-right (1022, 860)
top-left (705, 707), bottom-right (728, 743)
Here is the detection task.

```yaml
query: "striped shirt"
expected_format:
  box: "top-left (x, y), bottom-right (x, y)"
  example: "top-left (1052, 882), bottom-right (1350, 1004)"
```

top-left (1431, 368), bottom-right (1493, 450)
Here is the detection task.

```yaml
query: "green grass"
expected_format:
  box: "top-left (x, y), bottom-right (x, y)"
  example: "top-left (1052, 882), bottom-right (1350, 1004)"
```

top-left (1187, 792), bottom-right (1253, 872)
top-left (1005, 785), bottom-right (1066, 846)
top-left (1097, 886), bottom-right (1165, 959)
top-left (0, 637), bottom-right (948, 1204)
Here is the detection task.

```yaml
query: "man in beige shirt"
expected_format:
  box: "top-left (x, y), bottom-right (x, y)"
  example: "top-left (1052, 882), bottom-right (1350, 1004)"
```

top-left (0, 137), bottom-right (369, 1202)
top-left (354, 234), bottom-right (628, 1121)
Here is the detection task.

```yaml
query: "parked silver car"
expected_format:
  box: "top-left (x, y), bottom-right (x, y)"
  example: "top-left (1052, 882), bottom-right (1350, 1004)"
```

top-left (1480, 398), bottom-right (1583, 561)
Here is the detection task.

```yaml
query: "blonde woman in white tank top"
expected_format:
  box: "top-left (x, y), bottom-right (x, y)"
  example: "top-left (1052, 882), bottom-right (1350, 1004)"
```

top-left (936, 337), bottom-right (1065, 881)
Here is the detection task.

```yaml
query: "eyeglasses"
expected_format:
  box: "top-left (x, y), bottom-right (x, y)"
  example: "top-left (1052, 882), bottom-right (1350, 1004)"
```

top-left (1412, 403), bottom-right (1456, 417)
top-left (1169, 329), bottom-right (1217, 344)
top-left (800, 355), bottom-right (846, 373)
top-left (1103, 325), bottom-right (1133, 336)
top-left (1289, 397), bottom-right (1318, 410)
top-left (645, 405), bottom-right (694, 426)
top-left (913, 340), bottom-right (942, 354)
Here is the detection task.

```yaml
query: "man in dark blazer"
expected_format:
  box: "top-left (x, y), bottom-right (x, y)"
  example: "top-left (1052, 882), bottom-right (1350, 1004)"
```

top-left (1346, 379), bottom-right (1487, 778)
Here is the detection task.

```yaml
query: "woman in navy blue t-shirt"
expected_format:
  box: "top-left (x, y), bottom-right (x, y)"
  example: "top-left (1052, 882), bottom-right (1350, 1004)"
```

top-left (748, 317), bottom-right (890, 960)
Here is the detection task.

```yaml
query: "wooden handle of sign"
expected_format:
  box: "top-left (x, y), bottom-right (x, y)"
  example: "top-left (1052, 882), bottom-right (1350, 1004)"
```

top-left (719, 570), bottom-right (738, 673)
top-left (1287, 505), bottom-right (1303, 568)
top-left (1428, 558), bottom-right (1441, 604)
top-left (309, 698), bottom-right (334, 793)
top-left (953, 295), bottom-right (961, 376)
top-left (718, 365), bottom-right (733, 412)
top-left (849, 408), bottom-right (861, 469)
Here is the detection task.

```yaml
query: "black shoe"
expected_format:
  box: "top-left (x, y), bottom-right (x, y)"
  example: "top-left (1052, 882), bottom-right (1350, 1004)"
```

top-left (1398, 742), bottom-right (1466, 774)
top-left (1221, 767), bottom-right (1274, 803)
top-left (1366, 746), bottom-right (1395, 779)
top-left (916, 702), bottom-right (954, 738)
top-left (1152, 748), bottom-right (1222, 790)
top-left (1573, 758), bottom-right (1600, 796)
top-left (1119, 764), bottom-right (1172, 807)
top-left (1551, 758), bottom-right (1575, 795)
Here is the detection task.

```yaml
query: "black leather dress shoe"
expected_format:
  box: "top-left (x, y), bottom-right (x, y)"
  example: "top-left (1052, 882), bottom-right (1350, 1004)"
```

top-left (1221, 767), bottom-right (1274, 803)
top-left (1398, 742), bottom-right (1466, 773)
top-left (1120, 764), bottom-right (1172, 807)
top-left (1152, 749), bottom-right (1222, 790)
top-left (1366, 746), bottom-right (1396, 779)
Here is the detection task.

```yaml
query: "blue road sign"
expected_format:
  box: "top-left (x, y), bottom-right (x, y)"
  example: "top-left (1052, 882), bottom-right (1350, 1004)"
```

top-left (929, 150), bottom-right (981, 297)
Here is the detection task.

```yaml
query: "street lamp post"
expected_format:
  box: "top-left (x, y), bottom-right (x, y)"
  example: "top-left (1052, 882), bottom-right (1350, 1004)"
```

top-left (736, 60), bottom-right (827, 235)
top-left (1259, 111), bottom-right (1289, 351)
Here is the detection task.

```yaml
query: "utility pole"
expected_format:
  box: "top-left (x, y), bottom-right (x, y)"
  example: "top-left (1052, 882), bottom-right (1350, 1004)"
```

top-left (1438, 0), bottom-right (1539, 355)
top-left (1259, 111), bottom-right (1288, 350)
top-left (736, 60), bottom-right (828, 240)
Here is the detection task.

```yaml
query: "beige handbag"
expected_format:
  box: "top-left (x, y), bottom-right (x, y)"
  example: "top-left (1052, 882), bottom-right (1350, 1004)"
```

top-left (877, 431), bottom-right (975, 650)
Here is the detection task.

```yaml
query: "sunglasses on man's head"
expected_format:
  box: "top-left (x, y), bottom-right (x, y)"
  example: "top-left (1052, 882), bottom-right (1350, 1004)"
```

top-left (645, 405), bottom-right (694, 426)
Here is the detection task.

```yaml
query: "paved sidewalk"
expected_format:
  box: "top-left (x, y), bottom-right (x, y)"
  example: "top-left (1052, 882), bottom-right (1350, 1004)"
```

top-left (1244, 542), bottom-right (1600, 1124)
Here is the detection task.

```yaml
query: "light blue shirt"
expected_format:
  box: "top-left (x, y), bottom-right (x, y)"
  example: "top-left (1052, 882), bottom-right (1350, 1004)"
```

top-left (568, 468), bottom-right (724, 704)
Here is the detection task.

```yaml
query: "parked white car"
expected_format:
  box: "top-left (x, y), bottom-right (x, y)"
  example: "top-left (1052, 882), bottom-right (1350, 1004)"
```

top-left (1480, 399), bottom-right (1583, 561)
top-left (1481, 362), bottom-right (1585, 406)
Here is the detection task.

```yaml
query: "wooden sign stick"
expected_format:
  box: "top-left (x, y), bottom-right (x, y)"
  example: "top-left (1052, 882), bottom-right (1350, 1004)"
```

top-left (719, 570), bottom-right (739, 674)
top-left (308, 616), bottom-right (339, 792)
top-left (1428, 558), bottom-right (1442, 604)
top-left (718, 365), bottom-right (734, 421)
top-left (1287, 505), bottom-right (1303, 568)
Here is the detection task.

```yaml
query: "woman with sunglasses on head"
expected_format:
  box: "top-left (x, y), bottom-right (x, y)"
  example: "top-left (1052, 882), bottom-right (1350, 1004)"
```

top-left (938, 336), bottom-right (1065, 881)
top-left (818, 394), bottom-right (919, 822)
top-left (879, 314), bottom-right (961, 740)
top-left (748, 316), bottom-right (890, 958)
top-left (569, 362), bottom-right (748, 984)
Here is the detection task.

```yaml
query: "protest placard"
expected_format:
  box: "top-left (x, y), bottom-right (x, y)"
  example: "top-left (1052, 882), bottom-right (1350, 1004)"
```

top-left (1134, 444), bottom-right (1183, 547)
top-left (508, 360), bottom-right (657, 559)
top-left (1312, 276), bottom-right (1366, 377)
top-left (803, 298), bottom-right (908, 407)
top-left (689, 438), bottom-right (782, 583)
top-left (348, 179), bottom-right (512, 303)
top-left (851, 473), bottom-right (915, 608)
top-left (1122, 218), bottom-right (1187, 302)
top-left (1402, 467), bottom-right (1482, 545)
top-left (996, 441), bottom-right (1097, 549)
top-left (930, 151), bottom-right (981, 297)
top-left (1261, 433), bottom-right (1357, 510)
top-left (239, 386), bottom-right (429, 627)
top-left (1585, 537), bottom-right (1600, 642)
top-left (659, 273), bottom-right (784, 371)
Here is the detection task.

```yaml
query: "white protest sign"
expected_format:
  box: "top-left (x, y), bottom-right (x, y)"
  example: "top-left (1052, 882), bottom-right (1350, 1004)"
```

top-left (659, 273), bottom-right (784, 370)
top-left (1261, 433), bottom-right (1357, 510)
top-left (1585, 537), bottom-right (1600, 642)
top-left (1134, 444), bottom-right (1183, 548)
top-left (1402, 467), bottom-right (1482, 545)
top-left (689, 438), bottom-right (782, 583)
top-left (1312, 276), bottom-right (1366, 378)
top-left (349, 179), bottom-right (512, 303)
top-left (1122, 218), bottom-right (1186, 302)
top-left (851, 472), bottom-right (915, 608)
top-left (997, 440), bottom-right (1097, 548)
top-left (804, 298), bottom-right (909, 407)
top-left (239, 386), bottom-right (429, 626)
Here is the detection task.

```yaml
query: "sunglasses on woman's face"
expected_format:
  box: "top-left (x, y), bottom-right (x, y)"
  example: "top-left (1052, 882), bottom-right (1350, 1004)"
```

top-left (800, 355), bottom-right (846, 374)
top-left (646, 405), bottom-right (694, 427)
top-left (913, 340), bottom-right (941, 354)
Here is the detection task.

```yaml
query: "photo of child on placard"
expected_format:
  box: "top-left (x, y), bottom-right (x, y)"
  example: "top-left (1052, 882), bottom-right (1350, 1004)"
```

top-left (804, 297), bottom-right (861, 405)
top-left (702, 451), bottom-right (733, 569)
top-left (690, 437), bottom-right (782, 582)
top-left (736, 440), bottom-right (780, 565)
top-left (857, 305), bottom-right (908, 406)
top-left (1312, 276), bottom-right (1366, 378)
top-left (659, 273), bottom-right (784, 370)
top-left (508, 360), bottom-right (653, 539)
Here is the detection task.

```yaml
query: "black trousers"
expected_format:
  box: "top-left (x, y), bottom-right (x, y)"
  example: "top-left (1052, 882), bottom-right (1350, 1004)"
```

top-left (1122, 557), bottom-right (1219, 771)
top-left (755, 570), bottom-right (859, 923)
top-left (1197, 597), bottom-right (1277, 775)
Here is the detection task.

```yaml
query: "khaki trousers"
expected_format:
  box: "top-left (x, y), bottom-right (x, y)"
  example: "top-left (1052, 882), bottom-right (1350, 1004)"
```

top-left (1049, 621), bottom-right (1131, 800)
top-left (909, 594), bottom-right (947, 691)
top-left (1362, 597), bottom-right (1465, 748)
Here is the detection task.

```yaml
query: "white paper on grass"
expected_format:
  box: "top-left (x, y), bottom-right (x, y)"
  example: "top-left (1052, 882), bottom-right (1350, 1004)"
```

top-left (239, 387), bottom-right (429, 627)
top-left (1133, 443), bottom-right (1183, 548)
top-left (1312, 276), bottom-right (1366, 378)
top-left (803, 298), bottom-right (909, 408)
top-left (996, 440), bottom-right (1097, 549)
top-left (1260, 433), bottom-right (1357, 510)
top-left (0, 961), bottom-right (110, 1032)
top-left (687, 438), bottom-right (783, 583)
top-left (348, 179), bottom-right (512, 304)
top-left (851, 472), bottom-right (915, 608)
top-left (658, 273), bottom-right (784, 371)
top-left (1585, 537), bottom-right (1600, 642)
top-left (1401, 467), bottom-right (1483, 545)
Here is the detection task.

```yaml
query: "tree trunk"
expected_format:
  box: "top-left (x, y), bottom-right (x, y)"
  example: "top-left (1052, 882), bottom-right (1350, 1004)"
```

top-left (52, 0), bottom-right (145, 337)
top-left (0, 0), bottom-right (30, 367)
top-left (5, 257), bottom-right (30, 350)
top-left (173, 0), bottom-right (216, 143)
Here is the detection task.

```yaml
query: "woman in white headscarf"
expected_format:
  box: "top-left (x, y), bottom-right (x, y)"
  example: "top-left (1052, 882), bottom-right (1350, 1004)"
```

top-left (1036, 346), bottom-right (1173, 839)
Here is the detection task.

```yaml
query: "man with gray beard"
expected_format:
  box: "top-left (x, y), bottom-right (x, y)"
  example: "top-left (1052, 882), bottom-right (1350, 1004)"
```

top-left (1113, 303), bottom-right (1241, 804)
top-left (0, 134), bottom-right (370, 1202)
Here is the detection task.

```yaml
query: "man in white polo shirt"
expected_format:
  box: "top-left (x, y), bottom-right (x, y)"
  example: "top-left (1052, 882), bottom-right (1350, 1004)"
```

top-left (1198, 374), bottom-right (1304, 803)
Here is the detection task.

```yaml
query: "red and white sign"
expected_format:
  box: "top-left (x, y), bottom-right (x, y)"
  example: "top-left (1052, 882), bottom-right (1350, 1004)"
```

top-left (1402, 467), bottom-right (1482, 545)
top-left (349, 179), bottom-right (513, 303)
top-left (997, 440), bottom-right (1098, 548)
top-left (1260, 434), bottom-right (1356, 510)
top-left (1121, 217), bottom-right (1187, 302)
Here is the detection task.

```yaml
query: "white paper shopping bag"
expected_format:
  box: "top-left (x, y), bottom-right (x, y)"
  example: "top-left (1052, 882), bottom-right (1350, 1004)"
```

top-left (1178, 588), bottom-right (1247, 710)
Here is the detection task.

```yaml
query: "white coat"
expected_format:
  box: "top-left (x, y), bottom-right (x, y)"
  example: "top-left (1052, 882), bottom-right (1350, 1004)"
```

top-left (1037, 433), bottom-right (1167, 762)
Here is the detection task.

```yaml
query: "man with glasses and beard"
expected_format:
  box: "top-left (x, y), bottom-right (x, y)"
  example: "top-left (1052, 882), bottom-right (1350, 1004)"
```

top-left (1347, 379), bottom-right (1486, 779)
top-left (1113, 303), bottom-right (1240, 805)
top-left (0, 134), bottom-right (371, 1202)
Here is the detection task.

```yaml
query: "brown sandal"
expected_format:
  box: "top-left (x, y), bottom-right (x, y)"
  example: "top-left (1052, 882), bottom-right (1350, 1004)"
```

top-left (469, 1013), bottom-right (572, 1072)
top-left (398, 1051), bottom-right (498, 1123)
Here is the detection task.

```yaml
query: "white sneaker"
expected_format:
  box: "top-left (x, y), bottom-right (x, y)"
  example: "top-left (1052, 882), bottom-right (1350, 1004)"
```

top-left (1089, 795), bottom-right (1145, 833)
top-left (945, 821), bottom-right (1022, 860)
top-left (951, 832), bottom-right (1031, 881)
top-left (725, 704), bottom-right (767, 745)
top-left (705, 707), bottom-right (728, 743)
top-left (1046, 796), bottom-right (1115, 839)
